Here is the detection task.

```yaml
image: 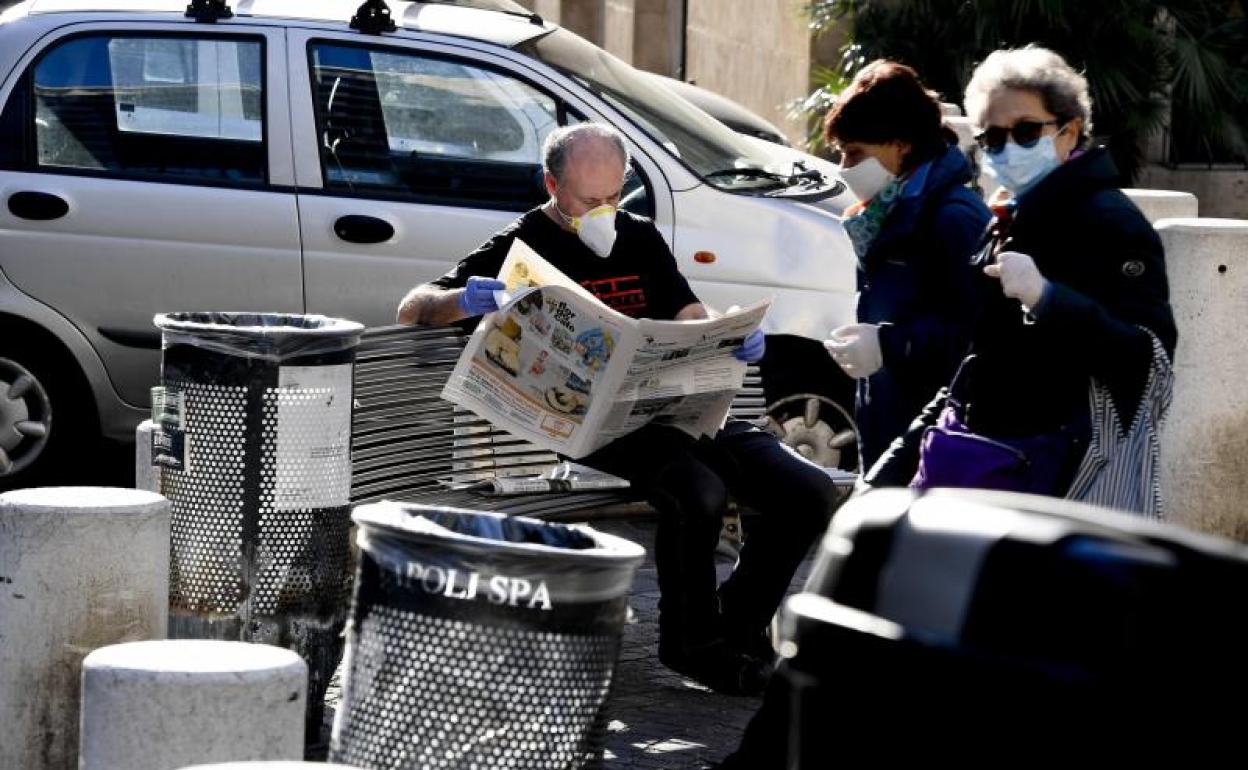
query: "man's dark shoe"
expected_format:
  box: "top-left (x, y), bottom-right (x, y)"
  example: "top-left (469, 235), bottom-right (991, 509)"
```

top-left (658, 637), bottom-right (772, 696)
top-left (728, 628), bottom-right (776, 664)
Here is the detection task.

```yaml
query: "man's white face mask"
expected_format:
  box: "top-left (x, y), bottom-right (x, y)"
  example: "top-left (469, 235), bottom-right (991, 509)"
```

top-left (556, 201), bottom-right (618, 258)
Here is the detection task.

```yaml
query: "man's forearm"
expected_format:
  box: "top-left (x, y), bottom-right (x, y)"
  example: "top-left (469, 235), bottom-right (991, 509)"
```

top-left (397, 286), bottom-right (468, 326)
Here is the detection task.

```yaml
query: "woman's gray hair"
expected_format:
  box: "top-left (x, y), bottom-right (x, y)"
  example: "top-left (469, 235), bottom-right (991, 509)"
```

top-left (542, 123), bottom-right (631, 181)
top-left (964, 46), bottom-right (1093, 140)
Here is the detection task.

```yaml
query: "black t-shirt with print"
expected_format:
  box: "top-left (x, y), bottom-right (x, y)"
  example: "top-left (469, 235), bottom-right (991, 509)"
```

top-left (431, 207), bottom-right (699, 320)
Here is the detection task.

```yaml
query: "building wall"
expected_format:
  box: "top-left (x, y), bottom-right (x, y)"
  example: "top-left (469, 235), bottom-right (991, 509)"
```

top-left (519, 0), bottom-right (636, 63)
top-left (683, 0), bottom-right (812, 144)
top-left (631, 0), bottom-right (683, 77)
top-left (523, 0), bottom-right (562, 23)
top-left (516, 0), bottom-right (816, 146)
top-left (602, 0), bottom-right (637, 64)
top-left (1136, 165), bottom-right (1248, 220)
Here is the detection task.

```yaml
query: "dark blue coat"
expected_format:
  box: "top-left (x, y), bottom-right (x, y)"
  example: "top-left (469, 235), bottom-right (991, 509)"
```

top-left (853, 144), bottom-right (991, 468)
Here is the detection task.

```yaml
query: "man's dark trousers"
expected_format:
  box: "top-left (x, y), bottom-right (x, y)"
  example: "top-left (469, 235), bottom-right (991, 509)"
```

top-left (582, 419), bottom-right (839, 651)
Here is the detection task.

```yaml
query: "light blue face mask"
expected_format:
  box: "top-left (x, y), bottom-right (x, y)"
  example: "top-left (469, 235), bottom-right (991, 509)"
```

top-left (984, 133), bottom-right (1062, 196)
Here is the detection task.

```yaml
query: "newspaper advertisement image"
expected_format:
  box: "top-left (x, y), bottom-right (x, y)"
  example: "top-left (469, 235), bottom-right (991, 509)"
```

top-left (441, 239), bottom-right (771, 458)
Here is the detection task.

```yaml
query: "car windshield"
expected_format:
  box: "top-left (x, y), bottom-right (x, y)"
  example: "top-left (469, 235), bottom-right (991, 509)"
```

top-left (517, 28), bottom-right (793, 192)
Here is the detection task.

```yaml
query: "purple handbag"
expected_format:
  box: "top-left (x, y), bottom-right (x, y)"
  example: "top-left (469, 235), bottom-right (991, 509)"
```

top-left (911, 404), bottom-right (1072, 495)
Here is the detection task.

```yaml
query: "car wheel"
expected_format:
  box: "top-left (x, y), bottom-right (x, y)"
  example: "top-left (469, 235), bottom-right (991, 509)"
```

top-left (763, 393), bottom-right (859, 472)
top-left (0, 343), bottom-right (90, 490)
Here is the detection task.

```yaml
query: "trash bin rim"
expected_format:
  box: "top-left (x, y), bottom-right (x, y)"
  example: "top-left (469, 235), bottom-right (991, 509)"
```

top-left (913, 488), bottom-right (1248, 561)
top-left (154, 311), bottom-right (365, 338)
top-left (353, 500), bottom-right (646, 565)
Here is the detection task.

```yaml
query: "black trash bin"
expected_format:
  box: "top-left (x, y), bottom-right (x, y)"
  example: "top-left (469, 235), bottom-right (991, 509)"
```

top-left (330, 502), bottom-right (645, 770)
top-left (729, 488), bottom-right (1248, 766)
top-left (151, 311), bottom-right (364, 735)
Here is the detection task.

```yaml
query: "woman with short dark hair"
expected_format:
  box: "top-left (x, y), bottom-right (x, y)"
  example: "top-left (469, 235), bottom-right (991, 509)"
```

top-left (823, 59), bottom-right (991, 469)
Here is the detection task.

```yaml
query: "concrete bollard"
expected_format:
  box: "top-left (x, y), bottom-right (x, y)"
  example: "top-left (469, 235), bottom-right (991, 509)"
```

top-left (0, 487), bottom-right (170, 770)
top-left (80, 640), bottom-right (307, 770)
top-left (1124, 189), bottom-right (1199, 224)
top-left (1157, 218), bottom-right (1248, 540)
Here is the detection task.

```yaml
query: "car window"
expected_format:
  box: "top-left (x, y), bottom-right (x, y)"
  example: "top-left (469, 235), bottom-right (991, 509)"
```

top-left (309, 42), bottom-right (652, 215)
top-left (26, 33), bottom-right (265, 183)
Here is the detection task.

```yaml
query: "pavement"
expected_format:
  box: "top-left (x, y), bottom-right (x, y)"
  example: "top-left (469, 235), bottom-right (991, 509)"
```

top-left (321, 510), bottom-right (816, 768)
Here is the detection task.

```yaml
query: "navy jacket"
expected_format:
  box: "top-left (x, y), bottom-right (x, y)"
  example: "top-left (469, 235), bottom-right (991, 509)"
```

top-left (854, 144), bottom-right (991, 468)
top-left (963, 146), bottom-right (1177, 437)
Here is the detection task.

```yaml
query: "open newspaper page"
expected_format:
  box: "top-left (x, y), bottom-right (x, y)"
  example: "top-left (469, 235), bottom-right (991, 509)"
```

top-left (442, 240), bottom-right (637, 457)
top-left (594, 301), bottom-right (770, 447)
top-left (441, 239), bottom-right (769, 458)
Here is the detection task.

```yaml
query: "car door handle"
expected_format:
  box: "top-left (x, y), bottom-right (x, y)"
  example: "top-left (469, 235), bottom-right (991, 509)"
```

top-left (334, 215), bottom-right (394, 244)
top-left (8, 191), bottom-right (69, 221)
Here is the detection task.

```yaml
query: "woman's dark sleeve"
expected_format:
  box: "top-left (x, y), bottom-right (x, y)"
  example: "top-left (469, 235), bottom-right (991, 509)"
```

top-left (861, 388), bottom-right (949, 488)
top-left (1033, 196), bottom-right (1177, 420)
top-left (877, 194), bottom-right (991, 379)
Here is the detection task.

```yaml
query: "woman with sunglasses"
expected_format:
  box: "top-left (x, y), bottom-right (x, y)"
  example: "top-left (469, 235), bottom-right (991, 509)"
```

top-left (823, 60), bottom-right (991, 470)
top-left (866, 46), bottom-right (1177, 515)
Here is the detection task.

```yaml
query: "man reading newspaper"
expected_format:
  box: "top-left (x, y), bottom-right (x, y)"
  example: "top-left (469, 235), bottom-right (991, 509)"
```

top-left (398, 124), bottom-right (840, 696)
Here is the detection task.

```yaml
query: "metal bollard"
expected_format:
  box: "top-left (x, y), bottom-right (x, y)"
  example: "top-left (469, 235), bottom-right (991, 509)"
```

top-left (0, 487), bottom-right (170, 770)
top-left (1123, 188), bottom-right (1199, 223)
top-left (80, 640), bottom-right (306, 770)
top-left (1157, 218), bottom-right (1248, 540)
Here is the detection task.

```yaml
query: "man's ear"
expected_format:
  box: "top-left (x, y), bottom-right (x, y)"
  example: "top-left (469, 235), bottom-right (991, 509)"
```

top-left (543, 171), bottom-right (558, 199)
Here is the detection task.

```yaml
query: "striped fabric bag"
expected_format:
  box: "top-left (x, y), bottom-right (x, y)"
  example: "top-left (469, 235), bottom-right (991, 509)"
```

top-left (1065, 330), bottom-right (1174, 518)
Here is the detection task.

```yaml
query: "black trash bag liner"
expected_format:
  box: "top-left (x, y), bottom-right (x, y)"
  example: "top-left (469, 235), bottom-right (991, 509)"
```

top-left (155, 311), bottom-right (363, 362)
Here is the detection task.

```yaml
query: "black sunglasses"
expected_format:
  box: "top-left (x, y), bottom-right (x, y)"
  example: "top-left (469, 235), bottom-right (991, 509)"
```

top-left (974, 119), bottom-right (1062, 154)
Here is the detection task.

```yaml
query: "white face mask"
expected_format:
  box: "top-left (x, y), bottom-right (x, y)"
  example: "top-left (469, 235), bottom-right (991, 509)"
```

top-left (984, 134), bottom-right (1062, 195)
top-left (556, 202), bottom-right (618, 258)
top-left (839, 156), bottom-right (896, 202)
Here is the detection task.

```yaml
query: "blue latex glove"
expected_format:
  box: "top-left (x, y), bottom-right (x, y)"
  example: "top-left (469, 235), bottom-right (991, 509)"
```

top-left (458, 276), bottom-right (506, 317)
top-left (734, 329), bottom-right (766, 363)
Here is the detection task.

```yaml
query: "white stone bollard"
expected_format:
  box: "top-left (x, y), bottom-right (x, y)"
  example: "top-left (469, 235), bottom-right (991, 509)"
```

top-left (1157, 218), bottom-right (1248, 540)
top-left (135, 419), bottom-right (161, 493)
top-left (80, 640), bottom-right (307, 770)
top-left (1124, 189), bottom-right (1199, 224)
top-left (0, 487), bottom-right (170, 770)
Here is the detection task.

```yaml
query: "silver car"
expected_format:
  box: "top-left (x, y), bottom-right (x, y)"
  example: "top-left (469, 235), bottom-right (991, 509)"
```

top-left (0, 0), bottom-right (859, 486)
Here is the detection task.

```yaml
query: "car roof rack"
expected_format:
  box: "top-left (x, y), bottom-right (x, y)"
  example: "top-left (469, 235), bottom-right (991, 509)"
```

top-left (185, 0), bottom-right (233, 23)
top-left (350, 0), bottom-right (398, 34)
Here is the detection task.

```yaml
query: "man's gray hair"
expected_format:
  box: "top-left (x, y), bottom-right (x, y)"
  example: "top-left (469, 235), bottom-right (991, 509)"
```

top-left (964, 46), bottom-right (1093, 141)
top-left (542, 123), bottom-right (631, 181)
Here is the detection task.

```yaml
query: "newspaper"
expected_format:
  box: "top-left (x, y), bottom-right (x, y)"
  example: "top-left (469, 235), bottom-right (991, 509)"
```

top-left (441, 239), bottom-right (770, 459)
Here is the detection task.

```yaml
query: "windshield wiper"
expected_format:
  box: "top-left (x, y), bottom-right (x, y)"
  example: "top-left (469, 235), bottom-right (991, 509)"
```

top-left (702, 167), bottom-right (791, 188)
top-left (790, 160), bottom-right (826, 184)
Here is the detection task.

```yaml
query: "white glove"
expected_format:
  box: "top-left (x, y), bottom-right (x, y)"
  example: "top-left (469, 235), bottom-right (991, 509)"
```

top-left (825, 323), bottom-right (883, 379)
top-left (984, 251), bottom-right (1048, 309)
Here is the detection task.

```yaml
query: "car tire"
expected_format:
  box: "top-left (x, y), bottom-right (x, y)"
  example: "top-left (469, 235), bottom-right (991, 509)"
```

top-left (0, 335), bottom-right (95, 491)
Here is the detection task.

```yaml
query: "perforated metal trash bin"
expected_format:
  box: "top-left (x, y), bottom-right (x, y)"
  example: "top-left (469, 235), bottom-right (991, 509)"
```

top-left (728, 488), bottom-right (1248, 766)
top-left (331, 502), bottom-right (645, 770)
top-left (151, 311), bottom-right (364, 734)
